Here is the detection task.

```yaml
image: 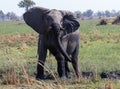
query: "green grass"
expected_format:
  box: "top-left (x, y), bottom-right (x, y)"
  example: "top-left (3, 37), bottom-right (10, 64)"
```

top-left (0, 20), bottom-right (120, 88)
top-left (0, 21), bottom-right (35, 34)
top-left (80, 41), bottom-right (120, 72)
top-left (80, 19), bottom-right (120, 34)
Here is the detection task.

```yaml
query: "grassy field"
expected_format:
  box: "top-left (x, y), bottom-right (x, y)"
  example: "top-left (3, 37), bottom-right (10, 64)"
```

top-left (0, 20), bottom-right (120, 89)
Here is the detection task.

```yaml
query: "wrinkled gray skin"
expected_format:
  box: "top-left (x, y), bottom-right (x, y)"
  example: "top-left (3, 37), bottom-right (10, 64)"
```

top-left (23, 7), bottom-right (80, 79)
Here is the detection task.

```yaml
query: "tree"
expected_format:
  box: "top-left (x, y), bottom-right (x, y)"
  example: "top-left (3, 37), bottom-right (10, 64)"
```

top-left (6, 12), bottom-right (18, 20)
top-left (74, 11), bottom-right (82, 19)
top-left (111, 10), bottom-right (117, 17)
top-left (105, 10), bottom-right (111, 17)
top-left (83, 9), bottom-right (93, 18)
top-left (97, 11), bottom-right (102, 18)
top-left (18, 0), bottom-right (35, 11)
top-left (96, 11), bottom-right (105, 18)
top-left (0, 10), bottom-right (5, 21)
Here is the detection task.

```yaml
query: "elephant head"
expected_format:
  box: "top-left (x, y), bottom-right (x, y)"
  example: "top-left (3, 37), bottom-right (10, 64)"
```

top-left (23, 7), bottom-right (80, 62)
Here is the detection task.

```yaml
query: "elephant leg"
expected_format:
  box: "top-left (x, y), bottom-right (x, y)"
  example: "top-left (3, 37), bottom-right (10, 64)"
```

top-left (65, 61), bottom-right (70, 77)
top-left (55, 54), bottom-right (66, 79)
top-left (49, 48), bottom-right (66, 79)
top-left (57, 60), bottom-right (66, 79)
top-left (71, 46), bottom-right (80, 78)
top-left (65, 60), bottom-right (76, 78)
top-left (36, 35), bottom-right (47, 79)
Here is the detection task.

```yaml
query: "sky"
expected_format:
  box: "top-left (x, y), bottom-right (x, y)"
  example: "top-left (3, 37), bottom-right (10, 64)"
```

top-left (0, 0), bottom-right (120, 16)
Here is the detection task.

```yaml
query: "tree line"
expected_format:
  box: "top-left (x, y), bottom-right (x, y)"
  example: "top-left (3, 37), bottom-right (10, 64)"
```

top-left (74, 9), bottom-right (120, 19)
top-left (1, 0), bottom-right (120, 21)
top-left (0, 10), bottom-right (19, 21)
top-left (0, 0), bottom-right (35, 21)
top-left (1, 9), bottom-right (120, 21)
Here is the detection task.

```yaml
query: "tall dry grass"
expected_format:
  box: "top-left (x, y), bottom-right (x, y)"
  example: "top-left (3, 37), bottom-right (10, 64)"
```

top-left (1, 58), bottom-right (65, 89)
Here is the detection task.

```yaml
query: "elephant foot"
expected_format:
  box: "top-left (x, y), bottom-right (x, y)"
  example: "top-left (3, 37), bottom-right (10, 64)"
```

top-left (61, 76), bottom-right (67, 80)
top-left (67, 73), bottom-right (76, 78)
top-left (36, 75), bottom-right (45, 80)
top-left (45, 74), bottom-right (55, 80)
top-left (36, 74), bottom-right (55, 80)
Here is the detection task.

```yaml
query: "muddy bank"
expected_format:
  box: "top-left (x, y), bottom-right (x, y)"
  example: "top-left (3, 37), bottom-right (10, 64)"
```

top-left (82, 71), bottom-right (120, 79)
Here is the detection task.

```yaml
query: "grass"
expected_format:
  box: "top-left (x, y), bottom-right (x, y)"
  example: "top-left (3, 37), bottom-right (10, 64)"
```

top-left (0, 21), bottom-right (35, 34)
top-left (80, 41), bottom-right (120, 72)
top-left (80, 19), bottom-right (120, 34)
top-left (0, 20), bottom-right (120, 89)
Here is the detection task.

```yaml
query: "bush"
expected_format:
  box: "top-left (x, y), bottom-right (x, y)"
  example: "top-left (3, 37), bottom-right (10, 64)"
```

top-left (98, 19), bottom-right (107, 25)
top-left (112, 15), bottom-right (120, 24)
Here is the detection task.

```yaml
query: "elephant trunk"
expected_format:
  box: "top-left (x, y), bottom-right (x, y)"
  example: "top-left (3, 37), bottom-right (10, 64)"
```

top-left (51, 23), bottom-right (71, 62)
top-left (57, 35), bottom-right (71, 62)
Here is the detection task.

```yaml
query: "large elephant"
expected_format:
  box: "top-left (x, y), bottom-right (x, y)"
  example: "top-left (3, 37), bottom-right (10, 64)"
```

top-left (23, 7), bottom-right (80, 79)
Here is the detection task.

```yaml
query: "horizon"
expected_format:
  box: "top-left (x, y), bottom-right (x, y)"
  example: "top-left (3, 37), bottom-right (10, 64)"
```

top-left (0, 0), bottom-right (120, 16)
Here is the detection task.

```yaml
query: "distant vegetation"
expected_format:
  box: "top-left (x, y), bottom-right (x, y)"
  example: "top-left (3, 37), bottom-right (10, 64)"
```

top-left (0, 0), bottom-right (36, 21)
top-left (18, 0), bottom-right (36, 11)
top-left (1, 7), bottom-right (120, 21)
top-left (0, 10), bottom-right (20, 21)
top-left (74, 9), bottom-right (120, 19)
top-left (97, 15), bottom-right (120, 25)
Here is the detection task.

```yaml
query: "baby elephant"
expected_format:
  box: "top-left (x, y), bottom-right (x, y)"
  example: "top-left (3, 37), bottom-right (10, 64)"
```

top-left (23, 7), bottom-right (80, 79)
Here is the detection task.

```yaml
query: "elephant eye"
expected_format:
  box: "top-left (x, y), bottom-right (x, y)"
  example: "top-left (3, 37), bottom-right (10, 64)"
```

top-left (46, 16), bottom-right (50, 21)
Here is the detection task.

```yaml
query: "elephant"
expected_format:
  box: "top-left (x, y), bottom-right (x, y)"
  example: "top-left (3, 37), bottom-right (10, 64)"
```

top-left (23, 7), bottom-right (80, 79)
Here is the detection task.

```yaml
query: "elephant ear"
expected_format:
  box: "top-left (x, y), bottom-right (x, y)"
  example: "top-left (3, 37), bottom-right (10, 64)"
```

top-left (23, 7), bottom-right (50, 34)
top-left (62, 11), bottom-right (80, 34)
